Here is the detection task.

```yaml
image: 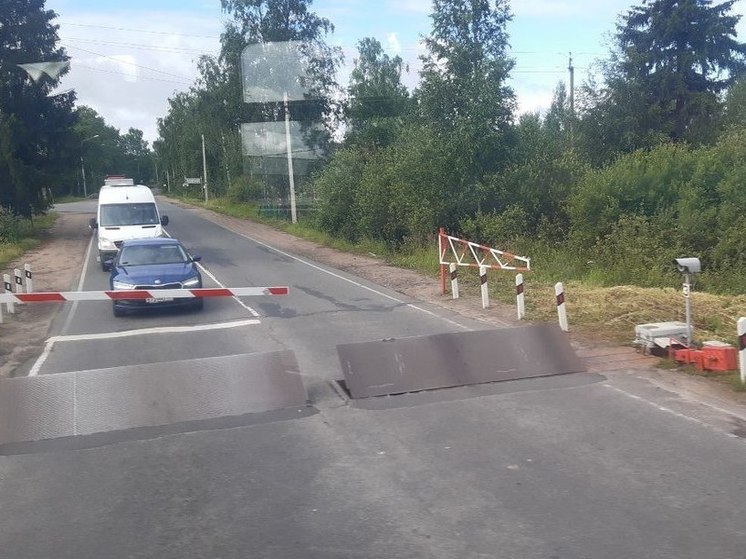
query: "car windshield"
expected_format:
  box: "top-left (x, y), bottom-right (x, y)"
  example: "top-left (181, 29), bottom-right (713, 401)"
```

top-left (118, 244), bottom-right (188, 266)
top-left (100, 203), bottom-right (158, 226)
top-left (5, 1), bottom-right (746, 558)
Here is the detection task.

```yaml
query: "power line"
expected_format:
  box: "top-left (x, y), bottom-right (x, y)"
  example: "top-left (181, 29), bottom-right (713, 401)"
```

top-left (61, 21), bottom-right (219, 39)
top-left (73, 63), bottom-right (193, 86)
top-left (63, 36), bottom-right (218, 55)
top-left (63, 44), bottom-right (196, 81)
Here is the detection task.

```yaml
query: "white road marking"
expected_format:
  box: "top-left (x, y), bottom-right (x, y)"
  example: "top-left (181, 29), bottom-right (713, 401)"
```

top-left (205, 220), bottom-right (475, 331)
top-left (633, 374), bottom-right (746, 422)
top-left (603, 383), bottom-right (741, 439)
top-left (60, 233), bottom-right (95, 335)
top-left (27, 319), bottom-right (260, 376)
top-left (164, 229), bottom-right (260, 317)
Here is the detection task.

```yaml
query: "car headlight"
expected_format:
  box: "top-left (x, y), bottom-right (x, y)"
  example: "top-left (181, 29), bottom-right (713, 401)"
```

top-left (112, 280), bottom-right (136, 290)
top-left (99, 238), bottom-right (117, 250)
top-left (182, 276), bottom-right (201, 288)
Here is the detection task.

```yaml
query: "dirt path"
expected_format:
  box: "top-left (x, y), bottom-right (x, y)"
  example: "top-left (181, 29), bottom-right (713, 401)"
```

top-left (0, 212), bottom-right (91, 377)
top-left (2, 202), bottom-right (745, 411)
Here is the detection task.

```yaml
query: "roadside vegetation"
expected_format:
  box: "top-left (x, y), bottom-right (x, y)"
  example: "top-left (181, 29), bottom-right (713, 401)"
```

top-left (0, 208), bottom-right (56, 269)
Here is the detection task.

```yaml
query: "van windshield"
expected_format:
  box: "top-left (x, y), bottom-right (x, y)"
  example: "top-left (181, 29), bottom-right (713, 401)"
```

top-left (100, 203), bottom-right (159, 226)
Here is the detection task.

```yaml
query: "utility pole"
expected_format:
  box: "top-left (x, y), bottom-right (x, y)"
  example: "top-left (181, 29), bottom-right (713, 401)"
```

top-left (201, 134), bottom-right (209, 203)
top-left (284, 91), bottom-right (298, 224)
top-left (568, 52), bottom-right (575, 143)
top-left (80, 157), bottom-right (88, 198)
top-left (221, 131), bottom-right (232, 188)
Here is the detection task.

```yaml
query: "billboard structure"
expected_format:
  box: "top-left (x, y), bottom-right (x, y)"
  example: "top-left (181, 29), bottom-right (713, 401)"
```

top-left (241, 41), bottom-right (322, 223)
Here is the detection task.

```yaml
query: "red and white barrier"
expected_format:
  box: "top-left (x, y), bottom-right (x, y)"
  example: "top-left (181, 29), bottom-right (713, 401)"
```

top-left (0, 286), bottom-right (289, 304)
top-left (555, 282), bottom-right (568, 332)
top-left (738, 317), bottom-right (746, 385)
top-left (449, 263), bottom-right (459, 299)
top-left (516, 273), bottom-right (525, 320)
top-left (438, 227), bottom-right (530, 296)
top-left (480, 265), bottom-right (489, 309)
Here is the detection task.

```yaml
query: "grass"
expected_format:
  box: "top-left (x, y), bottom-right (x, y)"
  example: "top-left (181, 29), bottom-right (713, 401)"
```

top-left (0, 212), bottom-right (58, 270)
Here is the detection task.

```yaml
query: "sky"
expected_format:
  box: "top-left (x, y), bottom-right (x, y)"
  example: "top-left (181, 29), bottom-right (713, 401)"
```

top-left (46, 0), bottom-right (746, 145)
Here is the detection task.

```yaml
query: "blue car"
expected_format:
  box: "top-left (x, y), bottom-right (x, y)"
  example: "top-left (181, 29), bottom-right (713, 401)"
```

top-left (109, 238), bottom-right (203, 317)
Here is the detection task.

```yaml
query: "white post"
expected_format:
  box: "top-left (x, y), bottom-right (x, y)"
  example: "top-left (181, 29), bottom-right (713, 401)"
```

top-left (24, 263), bottom-right (33, 293)
top-left (480, 265), bottom-right (489, 309)
top-left (449, 263), bottom-right (459, 299)
top-left (683, 272), bottom-right (692, 345)
top-left (555, 282), bottom-right (568, 332)
top-left (201, 134), bottom-right (209, 203)
top-left (516, 273), bottom-right (525, 320)
top-left (4, 274), bottom-right (14, 314)
top-left (738, 317), bottom-right (746, 385)
top-left (284, 91), bottom-right (298, 224)
top-left (14, 268), bottom-right (23, 294)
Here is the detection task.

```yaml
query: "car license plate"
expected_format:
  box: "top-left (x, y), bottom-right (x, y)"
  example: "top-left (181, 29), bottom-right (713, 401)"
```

top-left (146, 297), bottom-right (173, 303)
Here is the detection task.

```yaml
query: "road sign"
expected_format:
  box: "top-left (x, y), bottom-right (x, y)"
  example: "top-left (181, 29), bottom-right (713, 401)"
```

top-left (184, 177), bottom-right (202, 185)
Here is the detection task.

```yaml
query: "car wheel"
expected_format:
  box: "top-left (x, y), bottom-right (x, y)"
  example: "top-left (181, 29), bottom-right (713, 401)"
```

top-left (113, 304), bottom-right (125, 317)
top-left (193, 298), bottom-right (204, 311)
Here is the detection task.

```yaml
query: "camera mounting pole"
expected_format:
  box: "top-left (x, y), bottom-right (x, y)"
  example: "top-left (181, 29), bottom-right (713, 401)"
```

top-left (674, 258), bottom-right (701, 346)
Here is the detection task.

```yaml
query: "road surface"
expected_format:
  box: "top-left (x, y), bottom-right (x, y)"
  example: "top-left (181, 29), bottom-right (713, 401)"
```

top-left (1, 199), bottom-right (745, 559)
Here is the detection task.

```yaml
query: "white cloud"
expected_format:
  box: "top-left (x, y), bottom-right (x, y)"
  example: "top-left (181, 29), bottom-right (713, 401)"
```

top-left (97, 54), bottom-right (138, 83)
top-left (49, 5), bottom-right (222, 143)
top-left (387, 32), bottom-right (402, 54)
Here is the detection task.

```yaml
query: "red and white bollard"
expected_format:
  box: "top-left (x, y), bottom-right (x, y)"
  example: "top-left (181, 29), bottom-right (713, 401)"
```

top-left (516, 273), bottom-right (525, 320)
top-left (738, 317), bottom-right (746, 386)
top-left (480, 265), bottom-right (489, 309)
top-left (3, 274), bottom-right (14, 314)
top-left (555, 282), bottom-right (568, 332)
top-left (14, 268), bottom-right (23, 294)
top-left (24, 264), bottom-right (33, 293)
top-left (449, 263), bottom-right (459, 299)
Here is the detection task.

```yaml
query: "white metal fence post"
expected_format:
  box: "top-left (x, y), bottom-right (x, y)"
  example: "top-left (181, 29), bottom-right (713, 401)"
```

top-left (24, 263), bottom-right (33, 293)
top-left (449, 263), bottom-right (459, 299)
top-left (4, 274), bottom-right (14, 314)
top-left (516, 273), bottom-right (525, 320)
top-left (480, 265), bottom-right (489, 309)
top-left (555, 282), bottom-right (568, 332)
top-left (738, 317), bottom-right (746, 385)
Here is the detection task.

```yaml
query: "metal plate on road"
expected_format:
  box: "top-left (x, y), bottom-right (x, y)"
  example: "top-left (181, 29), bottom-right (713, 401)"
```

top-left (337, 324), bottom-right (586, 399)
top-left (0, 351), bottom-right (308, 445)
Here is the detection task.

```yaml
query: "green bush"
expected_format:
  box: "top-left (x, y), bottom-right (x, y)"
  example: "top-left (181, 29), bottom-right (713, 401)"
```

top-left (0, 206), bottom-right (23, 243)
top-left (226, 175), bottom-right (263, 203)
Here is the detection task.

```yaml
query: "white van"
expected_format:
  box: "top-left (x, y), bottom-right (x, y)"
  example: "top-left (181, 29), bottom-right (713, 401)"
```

top-left (89, 185), bottom-right (169, 271)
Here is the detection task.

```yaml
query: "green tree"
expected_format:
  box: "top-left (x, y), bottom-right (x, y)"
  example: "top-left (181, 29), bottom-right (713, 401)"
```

top-left (417, 0), bottom-right (515, 178)
top-left (345, 37), bottom-right (410, 149)
top-left (119, 128), bottom-right (152, 184)
top-left (0, 0), bottom-right (78, 214)
top-left (157, 0), bottom-right (342, 202)
top-left (585, 0), bottom-right (746, 156)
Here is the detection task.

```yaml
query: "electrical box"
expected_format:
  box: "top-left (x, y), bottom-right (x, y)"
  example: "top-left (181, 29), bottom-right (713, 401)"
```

top-left (634, 321), bottom-right (689, 351)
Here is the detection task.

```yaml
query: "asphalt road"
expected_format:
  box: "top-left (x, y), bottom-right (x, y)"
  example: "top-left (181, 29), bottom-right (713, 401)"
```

top-left (1, 199), bottom-right (745, 558)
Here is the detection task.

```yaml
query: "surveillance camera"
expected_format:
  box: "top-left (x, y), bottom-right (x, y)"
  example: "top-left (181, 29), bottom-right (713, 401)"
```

top-left (674, 257), bottom-right (701, 274)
